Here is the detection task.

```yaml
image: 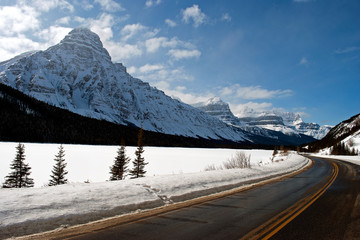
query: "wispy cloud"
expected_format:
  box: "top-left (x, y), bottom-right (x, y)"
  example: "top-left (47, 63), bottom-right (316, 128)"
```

top-left (168, 49), bottom-right (201, 61)
top-left (36, 26), bottom-right (72, 46)
top-left (129, 64), bottom-right (194, 85)
top-left (145, 0), bottom-right (161, 8)
top-left (165, 19), bottom-right (177, 27)
top-left (334, 46), bottom-right (360, 54)
top-left (182, 4), bottom-right (207, 28)
top-left (221, 13), bottom-right (231, 22)
top-left (138, 64), bottom-right (165, 73)
top-left (120, 23), bottom-right (147, 41)
top-left (154, 81), bottom-right (213, 104)
top-left (220, 84), bottom-right (292, 100)
top-left (145, 37), bottom-right (179, 53)
top-left (20, 0), bottom-right (74, 12)
top-left (293, 0), bottom-right (313, 2)
top-left (298, 57), bottom-right (308, 65)
top-left (55, 16), bottom-right (71, 25)
top-left (94, 0), bottom-right (124, 12)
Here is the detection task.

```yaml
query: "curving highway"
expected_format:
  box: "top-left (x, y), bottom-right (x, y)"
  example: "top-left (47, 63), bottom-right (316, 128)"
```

top-left (27, 156), bottom-right (359, 240)
top-left (50, 156), bottom-right (358, 240)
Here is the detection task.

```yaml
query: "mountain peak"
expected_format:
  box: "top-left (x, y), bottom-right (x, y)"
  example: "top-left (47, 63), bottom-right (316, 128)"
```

top-left (206, 97), bottom-right (227, 106)
top-left (62, 28), bottom-right (102, 45)
top-left (57, 28), bottom-right (111, 63)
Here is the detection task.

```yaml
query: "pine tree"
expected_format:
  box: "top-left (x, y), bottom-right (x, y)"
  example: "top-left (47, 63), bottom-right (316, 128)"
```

top-left (49, 145), bottom-right (68, 186)
top-left (2, 143), bottom-right (34, 188)
top-left (110, 142), bottom-right (130, 181)
top-left (130, 127), bottom-right (148, 179)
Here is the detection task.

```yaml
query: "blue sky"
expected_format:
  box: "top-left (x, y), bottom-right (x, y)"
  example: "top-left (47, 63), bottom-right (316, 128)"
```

top-left (0, 0), bottom-right (359, 126)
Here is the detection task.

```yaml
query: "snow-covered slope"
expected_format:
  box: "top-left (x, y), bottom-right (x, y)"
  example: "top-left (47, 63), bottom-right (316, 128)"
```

top-left (0, 28), bottom-right (249, 142)
top-left (325, 113), bottom-right (360, 141)
top-left (341, 129), bottom-right (360, 153)
top-left (308, 113), bottom-right (360, 153)
top-left (195, 97), bottom-right (331, 140)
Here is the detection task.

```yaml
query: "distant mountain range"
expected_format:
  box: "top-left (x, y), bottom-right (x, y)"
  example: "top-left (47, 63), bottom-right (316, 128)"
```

top-left (193, 97), bottom-right (332, 140)
top-left (0, 28), bottom-right (328, 146)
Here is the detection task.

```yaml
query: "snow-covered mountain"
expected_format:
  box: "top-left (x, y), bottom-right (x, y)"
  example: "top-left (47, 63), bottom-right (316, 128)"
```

top-left (323, 113), bottom-right (360, 141)
top-left (0, 28), bottom-right (251, 142)
top-left (195, 97), bottom-right (331, 140)
top-left (308, 113), bottom-right (360, 153)
top-left (192, 97), bottom-right (245, 127)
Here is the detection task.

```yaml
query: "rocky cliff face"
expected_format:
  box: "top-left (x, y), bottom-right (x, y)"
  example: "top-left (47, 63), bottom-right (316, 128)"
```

top-left (193, 97), bottom-right (245, 127)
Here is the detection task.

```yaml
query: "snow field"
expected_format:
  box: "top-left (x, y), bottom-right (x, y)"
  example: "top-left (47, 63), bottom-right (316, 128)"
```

top-left (0, 142), bottom-right (310, 239)
top-left (0, 142), bottom-right (274, 187)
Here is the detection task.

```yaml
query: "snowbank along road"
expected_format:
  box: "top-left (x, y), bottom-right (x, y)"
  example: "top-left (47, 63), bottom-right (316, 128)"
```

top-left (12, 155), bottom-right (359, 240)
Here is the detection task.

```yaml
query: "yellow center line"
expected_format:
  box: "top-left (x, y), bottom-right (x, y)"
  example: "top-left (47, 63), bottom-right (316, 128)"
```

top-left (240, 161), bottom-right (339, 240)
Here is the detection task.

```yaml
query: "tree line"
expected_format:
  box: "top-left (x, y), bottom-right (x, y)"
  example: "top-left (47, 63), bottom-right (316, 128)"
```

top-left (2, 128), bottom-right (147, 188)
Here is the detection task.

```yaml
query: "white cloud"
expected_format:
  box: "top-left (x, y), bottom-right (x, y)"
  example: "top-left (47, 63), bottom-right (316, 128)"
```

top-left (165, 19), bottom-right (177, 27)
top-left (36, 26), bottom-right (72, 46)
top-left (88, 13), bottom-right (115, 41)
top-left (298, 57), bottom-right (308, 65)
top-left (138, 64), bottom-right (165, 73)
top-left (219, 86), bottom-right (233, 96)
top-left (130, 64), bottom-right (194, 86)
top-left (55, 16), bottom-right (71, 25)
top-left (182, 4), bottom-right (207, 28)
top-left (94, 0), bottom-right (124, 12)
top-left (106, 42), bottom-right (142, 61)
top-left (0, 5), bottom-right (40, 37)
top-left (143, 28), bottom-right (160, 39)
top-left (77, 0), bottom-right (93, 10)
top-left (145, 37), bottom-right (180, 53)
top-left (155, 82), bottom-right (213, 104)
top-left (17, 0), bottom-right (74, 12)
top-left (0, 36), bottom-right (41, 61)
top-left (74, 16), bottom-right (86, 23)
top-left (145, 0), bottom-right (161, 7)
top-left (168, 49), bottom-right (201, 60)
top-left (220, 84), bottom-right (292, 100)
top-left (221, 13), bottom-right (231, 22)
top-left (121, 23), bottom-right (147, 41)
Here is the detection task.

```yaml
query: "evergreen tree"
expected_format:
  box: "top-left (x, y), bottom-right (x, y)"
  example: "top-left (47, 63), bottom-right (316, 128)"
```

top-left (130, 127), bottom-right (148, 178)
top-left (2, 143), bottom-right (34, 188)
top-left (110, 142), bottom-right (130, 180)
top-left (49, 145), bottom-right (68, 186)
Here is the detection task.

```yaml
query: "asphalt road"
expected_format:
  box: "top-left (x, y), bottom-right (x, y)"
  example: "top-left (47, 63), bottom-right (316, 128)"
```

top-left (272, 157), bottom-right (360, 240)
top-left (62, 156), bottom-right (360, 240)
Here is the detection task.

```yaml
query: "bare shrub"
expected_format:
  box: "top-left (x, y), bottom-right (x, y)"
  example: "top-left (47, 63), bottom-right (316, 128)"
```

top-left (204, 164), bottom-right (223, 171)
top-left (204, 164), bottom-right (217, 171)
top-left (223, 151), bottom-right (251, 169)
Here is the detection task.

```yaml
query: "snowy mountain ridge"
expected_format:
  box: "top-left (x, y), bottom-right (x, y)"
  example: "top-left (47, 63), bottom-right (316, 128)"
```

top-left (308, 113), bottom-right (360, 154)
top-left (195, 97), bottom-right (332, 139)
top-left (0, 28), bottom-right (250, 142)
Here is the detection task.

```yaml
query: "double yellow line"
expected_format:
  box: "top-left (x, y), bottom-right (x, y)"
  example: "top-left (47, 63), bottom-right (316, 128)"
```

top-left (241, 161), bottom-right (339, 240)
